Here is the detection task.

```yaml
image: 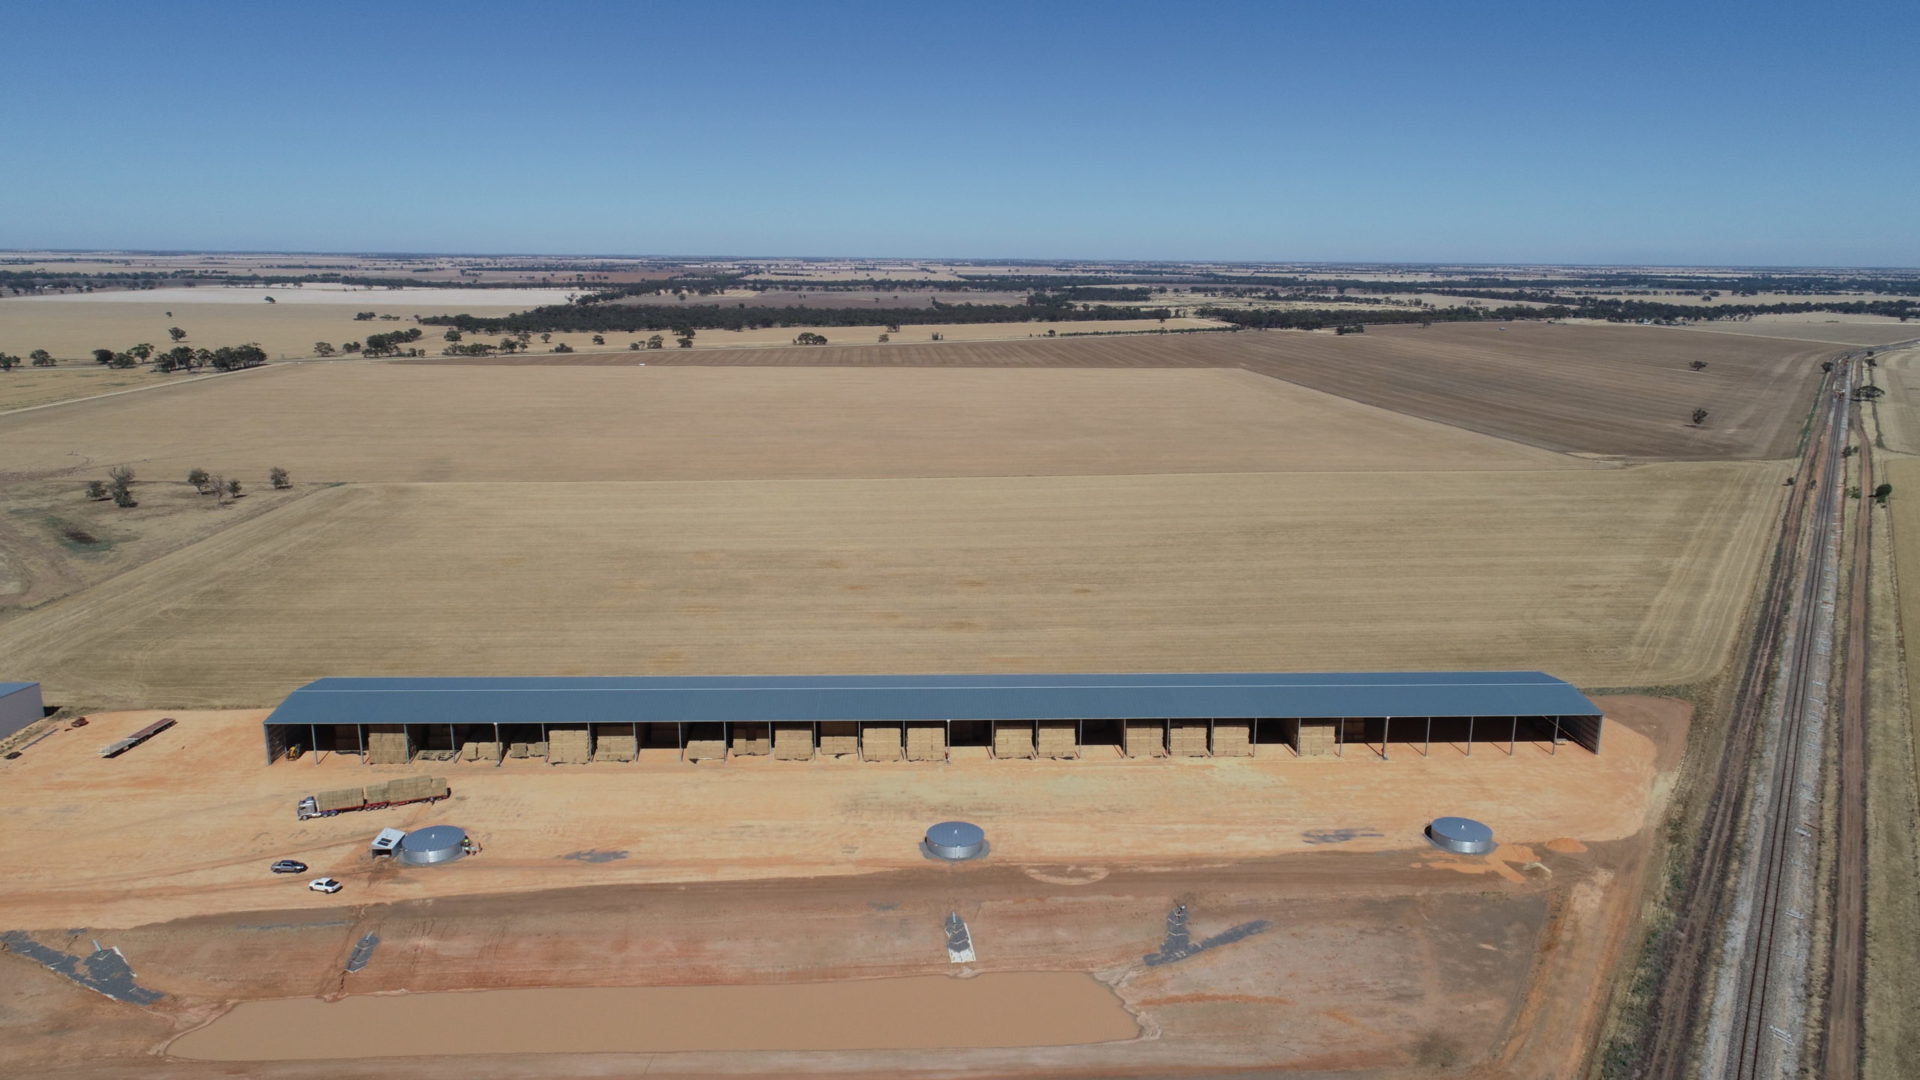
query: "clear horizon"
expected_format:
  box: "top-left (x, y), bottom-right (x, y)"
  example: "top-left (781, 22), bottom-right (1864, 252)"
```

top-left (7, 0), bottom-right (1916, 266)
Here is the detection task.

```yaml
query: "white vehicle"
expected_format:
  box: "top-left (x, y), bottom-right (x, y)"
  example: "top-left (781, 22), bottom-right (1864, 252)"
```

top-left (308, 877), bottom-right (343, 894)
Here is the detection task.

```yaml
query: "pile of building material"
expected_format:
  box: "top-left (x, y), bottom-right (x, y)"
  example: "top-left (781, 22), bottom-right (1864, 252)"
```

top-left (1036, 719), bottom-right (1077, 759)
top-left (592, 724), bottom-right (637, 762)
top-left (685, 725), bottom-right (726, 761)
top-left (1124, 719), bottom-right (1165, 758)
top-left (1169, 719), bottom-right (1210, 757)
top-left (818, 721), bottom-right (858, 759)
top-left (315, 787), bottom-right (366, 813)
top-left (861, 721), bottom-right (903, 761)
top-left (1296, 719), bottom-right (1338, 756)
top-left (366, 726), bottom-right (410, 765)
top-left (992, 721), bottom-right (1035, 759)
top-left (1212, 719), bottom-right (1253, 757)
top-left (906, 721), bottom-right (946, 761)
top-left (547, 726), bottom-right (592, 765)
top-left (773, 722), bottom-right (813, 760)
top-left (731, 723), bottom-right (770, 756)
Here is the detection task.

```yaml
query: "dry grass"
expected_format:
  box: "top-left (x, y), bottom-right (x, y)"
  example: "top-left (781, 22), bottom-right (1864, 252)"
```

top-left (1652, 315), bottom-right (1918, 347)
top-left (0, 363), bottom-right (1583, 484)
top-left (0, 364), bottom-right (190, 411)
top-left (0, 463), bottom-right (1781, 708)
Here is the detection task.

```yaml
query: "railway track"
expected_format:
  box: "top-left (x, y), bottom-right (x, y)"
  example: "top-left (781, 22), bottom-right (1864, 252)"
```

top-left (1636, 357), bottom-right (1860, 1080)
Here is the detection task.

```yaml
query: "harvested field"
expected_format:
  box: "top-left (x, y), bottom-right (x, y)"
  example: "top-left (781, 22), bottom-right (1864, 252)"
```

top-left (1870, 345), bottom-right (1920, 455)
top-left (0, 365), bottom-right (194, 412)
top-left (421, 321), bottom-right (1833, 459)
top-left (0, 298), bottom-right (525, 362)
top-left (0, 363), bottom-right (1582, 485)
top-left (1648, 314), bottom-right (1919, 347)
top-left (0, 465), bottom-right (1780, 707)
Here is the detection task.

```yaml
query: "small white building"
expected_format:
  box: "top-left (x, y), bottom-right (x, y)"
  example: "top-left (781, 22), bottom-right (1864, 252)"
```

top-left (0, 683), bottom-right (44, 741)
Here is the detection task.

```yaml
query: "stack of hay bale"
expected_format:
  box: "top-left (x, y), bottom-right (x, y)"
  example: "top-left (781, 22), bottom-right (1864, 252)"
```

top-left (315, 787), bottom-right (366, 813)
top-left (382, 775), bottom-right (449, 802)
top-left (731, 723), bottom-right (770, 756)
top-left (506, 740), bottom-right (546, 759)
top-left (591, 724), bottom-right (637, 762)
top-left (773, 722), bottom-right (813, 760)
top-left (1036, 719), bottom-right (1078, 759)
top-left (818, 722), bottom-right (858, 759)
top-left (906, 721), bottom-right (946, 762)
top-left (1124, 719), bottom-right (1165, 758)
top-left (547, 726), bottom-right (593, 765)
top-left (992, 721), bottom-right (1035, 759)
top-left (462, 737), bottom-right (503, 763)
top-left (1212, 719), bottom-right (1253, 757)
top-left (684, 725), bottom-right (726, 761)
top-left (1296, 719), bottom-right (1337, 756)
top-left (1168, 719), bottom-right (1210, 757)
top-left (366, 725), bottom-right (410, 765)
top-left (861, 721), bottom-right (903, 761)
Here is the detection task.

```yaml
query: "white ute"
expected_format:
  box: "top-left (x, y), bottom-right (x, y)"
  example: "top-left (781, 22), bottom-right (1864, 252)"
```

top-left (308, 877), bottom-right (343, 894)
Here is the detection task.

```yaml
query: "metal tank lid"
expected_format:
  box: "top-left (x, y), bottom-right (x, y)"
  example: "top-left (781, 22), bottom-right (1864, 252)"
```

top-left (1426, 816), bottom-right (1496, 854)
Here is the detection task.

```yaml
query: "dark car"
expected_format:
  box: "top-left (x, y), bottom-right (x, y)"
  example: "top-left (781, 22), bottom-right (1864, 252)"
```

top-left (270, 859), bottom-right (308, 874)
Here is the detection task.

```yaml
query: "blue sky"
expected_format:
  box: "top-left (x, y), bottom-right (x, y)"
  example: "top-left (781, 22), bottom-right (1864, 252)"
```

top-left (5, 1), bottom-right (1915, 266)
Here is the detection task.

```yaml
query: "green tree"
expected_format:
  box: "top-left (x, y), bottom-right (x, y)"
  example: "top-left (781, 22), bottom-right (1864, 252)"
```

top-left (168, 327), bottom-right (187, 343)
top-left (591, 335), bottom-right (605, 345)
top-left (108, 464), bottom-right (136, 507)
top-left (128, 343), bottom-right (154, 362)
top-left (108, 352), bottom-right (136, 369)
top-left (0, 353), bottom-right (19, 371)
top-left (269, 467), bottom-right (291, 490)
top-left (30, 349), bottom-right (55, 366)
top-left (225, 478), bottom-right (243, 498)
top-left (188, 467), bottom-right (211, 493)
top-left (92, 348), bottom-right (114, 365)
top-left (442, 329), bottom-right (463, 343)
top-left (647, 334), bottom-right (665, 350)
top-left (312, 342), bottom-right (336, 357)
top-left (1875, 483), bottom-right (1894, 505)
top-left (1691, 408), bottom-right (1709, 425)
top-left (159, 345), bottom-right (194, 372)
top-left (85, 479), bottom-right (108, 500)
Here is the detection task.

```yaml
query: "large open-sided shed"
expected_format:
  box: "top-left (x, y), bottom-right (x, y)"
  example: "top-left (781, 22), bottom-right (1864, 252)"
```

top-left (261, 672), bottom-right (1603, 764)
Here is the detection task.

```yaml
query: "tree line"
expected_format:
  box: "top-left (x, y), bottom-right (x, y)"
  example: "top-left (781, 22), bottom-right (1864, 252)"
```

top-left (421, 298), bottom-right (1174, 335)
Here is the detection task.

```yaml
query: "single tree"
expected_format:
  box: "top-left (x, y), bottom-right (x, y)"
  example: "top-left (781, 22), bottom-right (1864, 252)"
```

top-left (628, 340), bottom-right (642, 351)
top-left (128, 343), bottom-right (153, 362)
top-left (1692, 408), bottom-right (1709, 425)
top-left (540, 333), bottom-right (552, 344)
top-left (0, 353), bottom-right (19, 371)
top-left (647, 334), bottom-right (665, 350)
top-left (225, 478), bottom-right (243, 499)
top-left (312, 342), bottom-right (336, 357)
top-left (591, 335), bottom-right (605, 345)
top-left (263, 295), bottom-right (275, 304)
top-left (30, 349), bottom-right (55, 366)
top-left (878, 333), bottom-right (890, 343)
top-left (167, 327), bottom-right (187, 343)
top-left (342, 341), bottom-right (362, 354)
top-left (208, 474), bottom-right (227, 503)
top-left (108, 352), bottom-right (137, 369)
top-left (269, 467), bottom-right (291, 490)
top-left (111, 485), bottom-right (137, 508)
top-left (86, 479), bottom-right (108, 500)
top-left (553, 342), bottom-right (574, 353)
top-left (187, 467), bottom-right (211, 493)
top-left (443, 329), bottom-right (463, 343)
top-left (92, 348), bottom-right (114, 365)
top-left (108, 464), bottom-right (136, 507)
top-left (1875, 483), bottom-right (1894, 505)
top-left (1688, 360), bottom-right (1708, 371)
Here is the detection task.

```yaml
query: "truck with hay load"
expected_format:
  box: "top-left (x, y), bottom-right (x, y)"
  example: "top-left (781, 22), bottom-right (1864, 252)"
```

top-left (297, 776), bottom-right (450, 820)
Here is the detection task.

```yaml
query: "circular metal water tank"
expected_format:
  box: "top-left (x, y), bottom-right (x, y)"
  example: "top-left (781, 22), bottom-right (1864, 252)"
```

top-left (1426, 817), bottom-right (1495, 855)
top-left (397, 825), bottom-right (468, 866)
top-left (924, 821), bottom-right (986, 861)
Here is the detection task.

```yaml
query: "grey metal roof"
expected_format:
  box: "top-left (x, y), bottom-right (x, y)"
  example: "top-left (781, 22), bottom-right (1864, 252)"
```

top-left (0, 682), bottom-right (40, 696)
top-left (262, 672), bottom-right (1600, 727)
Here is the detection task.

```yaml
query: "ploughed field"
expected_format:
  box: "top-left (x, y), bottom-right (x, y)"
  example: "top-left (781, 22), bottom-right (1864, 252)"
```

top-left (415, 321), bottom-right (1831, 460)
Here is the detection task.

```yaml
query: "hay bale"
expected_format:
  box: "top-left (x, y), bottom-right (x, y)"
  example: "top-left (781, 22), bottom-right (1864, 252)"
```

top-left (593, 734), bottom-right (637, 762)
top-left (1212, 719), bottom-right (1253, 757)
top-left (773, 722), bottom-right (813, 760)
top-left (1124, 719), bottom-right (1164, 758)
top-left (1169, 719), bottom-right (1210, 757)
top-left (1036, 719), bottom-right (1077, 759)
top-left (508, 742), bottom-right (531, 759)
top-left (315, 787), bottom-right (365, 812)
top-left (1296, 719), bottom-right (1338, 756)
top-left (818, 721), bottom-right (858, 758)
top-left (366, 726), bottom-right (411, 765)
top-left (731, 723), bottom-right (770, 756)
top-left (861, 722), bottom-right (903, 761)
top-left (992, 721), bottom-right (1034, 759)
top-left (906, 721), bottom-right (947, 761)
top-left (547, 726), bottom-right (592, 765)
